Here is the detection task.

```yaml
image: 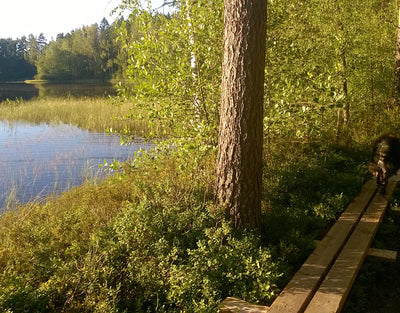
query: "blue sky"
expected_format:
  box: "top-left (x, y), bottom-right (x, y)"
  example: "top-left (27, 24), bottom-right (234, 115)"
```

top-left (0, 0), bottom-right (168, 41)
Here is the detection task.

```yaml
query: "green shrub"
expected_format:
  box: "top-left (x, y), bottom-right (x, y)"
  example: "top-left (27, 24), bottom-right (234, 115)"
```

top-left (0, 151), bottom-right (284, 312)
top-left (169, 223), bottom-right (282, 312)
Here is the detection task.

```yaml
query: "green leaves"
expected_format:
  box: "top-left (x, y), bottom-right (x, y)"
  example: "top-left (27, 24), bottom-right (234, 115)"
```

top-left (115, 0), bottom-right (222, 145)
top-left (169, 223), bottom-right (282, 311)
top-left (35, 21), bottom-right (120, 81)
top-left (266, 0), bottom-right (398, 142)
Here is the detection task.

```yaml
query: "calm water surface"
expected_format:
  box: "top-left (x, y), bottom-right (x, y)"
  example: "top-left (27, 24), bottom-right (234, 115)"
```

top-left (0, 121), bottom-right (149, 211)
top-left (0, 82), bottom-right (115, 102)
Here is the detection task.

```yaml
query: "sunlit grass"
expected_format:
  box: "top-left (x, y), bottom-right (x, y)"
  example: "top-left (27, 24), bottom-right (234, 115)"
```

top-left (0, 97), bottom-right (152, 135)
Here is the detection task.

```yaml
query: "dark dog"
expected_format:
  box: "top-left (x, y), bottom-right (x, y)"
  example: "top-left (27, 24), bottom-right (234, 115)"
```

top-left (369, 134), bottom-right (400, 194)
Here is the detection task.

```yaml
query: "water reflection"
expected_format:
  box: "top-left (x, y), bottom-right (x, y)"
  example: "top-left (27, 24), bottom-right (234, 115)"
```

top-left (0, 82), bottom-right (116, 102)
top-left (37, 83), bottom-right (116, 98)
top-left (0, 121), bottom-right (149, 211)
top-left (0, 83), bottom-right (38, 102)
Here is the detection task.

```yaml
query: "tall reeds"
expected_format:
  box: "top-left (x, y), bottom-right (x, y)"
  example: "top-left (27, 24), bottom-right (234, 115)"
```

top-left (0, 97), bottom-right (151, 135)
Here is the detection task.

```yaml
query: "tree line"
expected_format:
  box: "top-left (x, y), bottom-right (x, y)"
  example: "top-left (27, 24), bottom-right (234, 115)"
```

top-left (0, 34), bottom-right (45, 81)
top-left (0, 18), bottom-right (127, 82)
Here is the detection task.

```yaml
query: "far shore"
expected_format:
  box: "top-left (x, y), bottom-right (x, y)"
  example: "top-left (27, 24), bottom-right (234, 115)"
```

top-left (24, 79), bottom-right (47, 84)
top-left (24, 79), bottom-right (114, 85)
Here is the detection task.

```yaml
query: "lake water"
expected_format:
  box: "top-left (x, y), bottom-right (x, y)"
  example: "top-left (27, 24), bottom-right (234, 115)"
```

top-left (0, 82), bottom-right (116, 102)
top-left (0, 121), bottom-right (149, 211)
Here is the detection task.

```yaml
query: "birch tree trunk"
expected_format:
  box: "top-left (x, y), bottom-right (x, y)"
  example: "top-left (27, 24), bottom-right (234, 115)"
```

top-left (215, 0), bottom-right (267, 229)
top-left (335, 2), bottom-right (349, 140)
top-left (395, 5), bottom-right (400, 104)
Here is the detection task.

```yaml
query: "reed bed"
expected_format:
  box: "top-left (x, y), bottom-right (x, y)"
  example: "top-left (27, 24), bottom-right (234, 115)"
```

top-left (0, 97), bottom-right (151, 135)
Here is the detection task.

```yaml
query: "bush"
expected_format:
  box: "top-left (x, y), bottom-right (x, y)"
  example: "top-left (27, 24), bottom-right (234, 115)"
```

top-left (0, 151), bottom-right (284, 312)
top-left (169, 223), bottom-right (282, 312)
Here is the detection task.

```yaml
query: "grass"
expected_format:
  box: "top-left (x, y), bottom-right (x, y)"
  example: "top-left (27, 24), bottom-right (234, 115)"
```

top-left (0, 97), bottom-right (152, 135)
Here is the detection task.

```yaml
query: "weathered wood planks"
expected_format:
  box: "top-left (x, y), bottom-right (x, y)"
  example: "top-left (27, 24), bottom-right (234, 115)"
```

top-left (266, 179), bottom-right (378, 313)
top-left (304, 175), bottom-right (400, 313)
top-left (220, 297), bottom-right (269, 313)
top-left (367, 248), bottom-right (397, 261)
top-left (220, 174), bottom-right (400, 313)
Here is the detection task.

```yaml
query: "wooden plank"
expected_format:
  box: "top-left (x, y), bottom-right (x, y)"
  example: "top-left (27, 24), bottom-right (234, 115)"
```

top-left (367, 248), bottom-right (397, 262)
top-left (304, 174), bottom-right (400, 313)
top-left (267, 179), bottom-right (377, 313)
top-left (220, 297), bottom-right (269, 313)
top-left (389, 206), bottom-right (400, 213)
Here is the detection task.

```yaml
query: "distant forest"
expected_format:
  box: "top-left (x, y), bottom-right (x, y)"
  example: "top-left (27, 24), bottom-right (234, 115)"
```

top-left (0, 18), bottom-right (129, 82)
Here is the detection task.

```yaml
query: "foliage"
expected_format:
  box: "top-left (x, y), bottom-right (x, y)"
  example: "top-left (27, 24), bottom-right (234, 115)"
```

top-left (169, 224), bottom-right (282, 311)
top-left (265, 0), bottom-right (398, 142)
top-left (115, 0), bottom-right (223, 144)
top-left (0, 150), bottom-right (286, 312)
top-left (35, 19), bottom-right (121, 81)
top-left (0, 37), bottom-right (37, 81)
top-left (113, 0), bottom-right (400, 149)
top-left (0, 19), bottom-right (128, 83)
top-left (261, 141), bottom-right (370, 269)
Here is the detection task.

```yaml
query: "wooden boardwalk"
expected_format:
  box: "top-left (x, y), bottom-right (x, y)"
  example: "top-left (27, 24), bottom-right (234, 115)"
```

top-left (220, 174), bottom-right (400, 313)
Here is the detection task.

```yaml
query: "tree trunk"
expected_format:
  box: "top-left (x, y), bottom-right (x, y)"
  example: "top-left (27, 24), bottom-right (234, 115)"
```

top-left (341, 46), bottom-right (349, 124)
top-left (335, 2), bottom-right (349, 139)
top-left (215, 0), bottom-right (267, 229)
top-left (336, 43), bottom-right (349, 142)
top-left (395, 6), bottom-right (400, 104)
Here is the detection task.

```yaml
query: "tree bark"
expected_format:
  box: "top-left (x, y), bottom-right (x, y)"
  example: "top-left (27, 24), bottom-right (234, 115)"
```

top-left (336, 42), bottom-right (349, 142)
top-left (215, 0), bottom-right (267, 229)
top-left (335, 2), bottom-right (349, 140)
top-left (340, 45), bottom-right (349, 124)
top-left (395, 6), bottom-right (400, 104)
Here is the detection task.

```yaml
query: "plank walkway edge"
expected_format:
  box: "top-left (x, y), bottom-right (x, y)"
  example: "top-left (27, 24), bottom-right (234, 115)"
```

top-left (220, 175), bottom-right (399, 313)
top-left (220, 297), bottom-right (269, 313)
top-left (304, 174), bottom-right (400, 313)
top-left (266, 179), bottom-right (379, 313)
top-left (367, 248), bottom-right (398, 262)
